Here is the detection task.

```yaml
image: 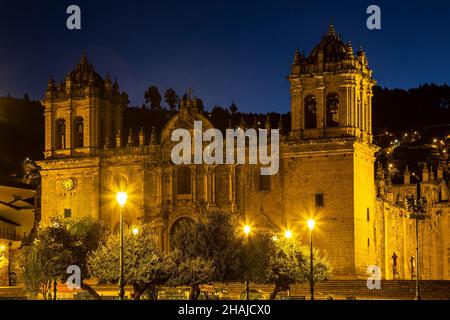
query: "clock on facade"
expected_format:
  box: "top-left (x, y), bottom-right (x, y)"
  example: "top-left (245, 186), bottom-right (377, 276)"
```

top-left (62, 178), bottom-right (75, 191)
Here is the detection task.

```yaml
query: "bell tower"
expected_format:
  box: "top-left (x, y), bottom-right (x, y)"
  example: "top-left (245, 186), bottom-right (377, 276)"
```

top-left (283, 26), bottom-right (379, 279)
top-left (43, 53), bottom-right (127, 158)
top-left (288, 25), bottom-right (375, 142)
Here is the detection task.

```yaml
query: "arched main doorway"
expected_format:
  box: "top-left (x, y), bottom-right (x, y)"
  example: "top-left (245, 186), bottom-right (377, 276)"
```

top-left (168, 216), bottom-right (196, 252)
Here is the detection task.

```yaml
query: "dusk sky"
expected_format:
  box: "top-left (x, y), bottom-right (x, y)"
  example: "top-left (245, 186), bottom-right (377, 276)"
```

top-left (1, 0), bottom-right (449, 113)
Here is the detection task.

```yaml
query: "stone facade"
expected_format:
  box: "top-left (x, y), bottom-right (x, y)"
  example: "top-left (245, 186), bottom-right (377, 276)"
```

top-left (38, 26), bottom-right (449, 280)
top-left (375, 164), bottom-right (450, 280)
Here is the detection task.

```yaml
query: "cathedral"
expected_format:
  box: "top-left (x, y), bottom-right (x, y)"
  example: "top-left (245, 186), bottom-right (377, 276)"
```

top-left (38, 26), bottom-right (449, 280)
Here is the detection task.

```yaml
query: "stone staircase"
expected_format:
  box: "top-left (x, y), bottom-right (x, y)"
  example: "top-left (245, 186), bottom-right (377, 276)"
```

top-left (1, 281), bottom-right (449, 300)
top-left (0, 285), bottom-right (26, 300)
top-left (212, 280), bottom-right (450, 300)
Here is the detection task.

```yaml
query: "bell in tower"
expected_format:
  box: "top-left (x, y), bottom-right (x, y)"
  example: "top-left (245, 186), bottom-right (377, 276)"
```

top-left (42, 53), bottom-right (126, 158)
top-left (288, 25), bottom-right (376, 142)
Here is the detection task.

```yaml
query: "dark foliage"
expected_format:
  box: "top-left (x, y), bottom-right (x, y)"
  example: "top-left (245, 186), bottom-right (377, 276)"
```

top-left (372, 84), bottom-right (450, 132)
top-left (0, 96), bottom-right (44, 175)
top-left (171, 211), bottom-right (242, 282)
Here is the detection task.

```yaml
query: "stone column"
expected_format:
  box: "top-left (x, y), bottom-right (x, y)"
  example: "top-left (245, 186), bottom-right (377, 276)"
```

top-left (204, 166), bottom-right (209, 202)
top-left (191, 166), bottom-right (196, 202)
top-left (64, 105), bottom-right (72, 150)
top-left (44, 106), bottom-right (53, 157)
top-left (340, 80), bottom-right (353, 127)
top-left (316, 85), bottom-right (325, 133)
top-left (156, 168), bottom-right (164, 205)
top-left (289, 81), bottom-right (302, 131)
top-left (211, 166), bottom-right (216, 204)
top-left (368, 88), bottom-right (373, 135)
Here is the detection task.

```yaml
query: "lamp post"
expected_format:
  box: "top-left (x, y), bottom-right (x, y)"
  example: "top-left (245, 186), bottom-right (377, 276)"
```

top-left (404, 183), bottom-right (427, 301)
top-left (243, 225), bottom-right (251, 300)
top-left (283, 229), bottom-right (293, 298)
top-left (307, 219), bottom-right (315, 301)
top-left (7, 242), bottom-right (12, 287)
top-left (116, 191), bottom-right (128, 301)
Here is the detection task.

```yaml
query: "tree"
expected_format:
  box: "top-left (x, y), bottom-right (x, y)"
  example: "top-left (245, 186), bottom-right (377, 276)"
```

top-left (266, 237), bottom-right (331, 299)
top-left (120, 92), bottom-right (130, 107)
top-left (88, 223), bottom-right (174, 300)
top-left (195, 98), bottom-right (205, 112)
top-left (144, 86), bottom-right (162, 110)
top-left (240, 231), bottom-right (332, 300)
top-left (166, 252), bottom-right (214, 300)
top-left (21, 216), bottom-right (106, 299)
top-left (21, 244), bottom-right (49, 298)
top-left (239, 231), bottom-right (273, 284)
top-left (229, 101), bottom-right (238, 115)
top-left (0, 96), bottom-right (44, 176)
top-left (209, 105), bottom-right (231, 131)
top-left (171, 211), bottom-right (242, 282)
top-left (164, 88), bottom-right (178, 111)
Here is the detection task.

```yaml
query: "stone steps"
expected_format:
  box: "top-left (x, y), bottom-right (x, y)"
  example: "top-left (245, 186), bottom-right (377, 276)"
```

top-left (1, 280), bottom-right (449, 300)
top-left (209, 280), bottom-right (450, 300)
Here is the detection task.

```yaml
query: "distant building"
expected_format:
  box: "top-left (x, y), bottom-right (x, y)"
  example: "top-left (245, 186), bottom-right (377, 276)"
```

top-left (0, 177), bottom-right (37, 286)
top-left (38, 26), bottom-right (449, 280)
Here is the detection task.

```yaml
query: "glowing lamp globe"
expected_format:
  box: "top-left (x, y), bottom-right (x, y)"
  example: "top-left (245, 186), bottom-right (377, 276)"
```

top-left (116, 192), bottom-right (128, 207)
top-left (307, 219), bottom-right (315, 231)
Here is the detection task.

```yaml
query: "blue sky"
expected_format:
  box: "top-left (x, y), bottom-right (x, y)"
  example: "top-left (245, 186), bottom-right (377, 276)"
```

top-left (0, 0), bottom-right (449, 113)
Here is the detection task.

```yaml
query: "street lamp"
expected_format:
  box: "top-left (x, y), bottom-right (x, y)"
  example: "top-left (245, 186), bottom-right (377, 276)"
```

top-left (307, 219), bottom-right (315, 301)
top-left (132, 227), bottom-right (139, 236)
top-left (284, 230), bottom-right (293, 239)
top-left (7, 242), bottom-right (12, 287)
top-left (116, 191), bottom-right (127, 300)
top-left (243, 225), bottom-right (251, 236)
top-left (404, 183), bottom-right (427, 301)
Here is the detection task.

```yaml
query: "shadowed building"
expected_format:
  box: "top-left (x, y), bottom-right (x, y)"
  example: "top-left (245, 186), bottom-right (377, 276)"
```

top-left (0, 177), bottom-right (37, 286)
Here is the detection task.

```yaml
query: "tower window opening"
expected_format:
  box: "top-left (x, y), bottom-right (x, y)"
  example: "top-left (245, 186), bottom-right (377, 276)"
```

top-left (304, 96), bottom-right (317, 129)
top-left (55, 119), bottom-right (66, 150)
top-left (74, 117), bottom-right (84, 148)
top-left (326, 93), bottom-right (340, 127)
top-left (177, 166), bottom-right (192, 195)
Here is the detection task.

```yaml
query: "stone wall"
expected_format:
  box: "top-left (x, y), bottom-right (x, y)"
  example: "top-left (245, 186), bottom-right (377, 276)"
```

top-left (39, 158), bottom-right (100, 224)
top-left (375, 199), bottom-right (449, 280)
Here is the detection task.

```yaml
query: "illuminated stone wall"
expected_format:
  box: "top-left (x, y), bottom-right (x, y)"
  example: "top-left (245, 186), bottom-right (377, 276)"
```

top-left (38, 28), bottom-right (449, 281)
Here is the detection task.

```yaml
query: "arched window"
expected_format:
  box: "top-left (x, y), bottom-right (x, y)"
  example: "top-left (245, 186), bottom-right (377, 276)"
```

top-left (74, 117), bottom-right (84, 148)
top-left (177, 166), bottom-right (191, 195)
top-left (304, 96), bottom-right (317, 129)
top-left (326, 93), bottom-right (340, 127)
top-left (259, 174), bottom-right (271, 191)
top-left (113, 174), bottom-right (128, 192)
top-left (55, 119), bottom-right (66, 150)
top-left (169, 217), bottom-right (195, 251)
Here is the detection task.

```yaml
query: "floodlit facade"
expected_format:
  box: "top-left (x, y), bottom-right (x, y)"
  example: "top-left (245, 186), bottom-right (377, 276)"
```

top-left (38, 26), bottom-right (449, 280)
